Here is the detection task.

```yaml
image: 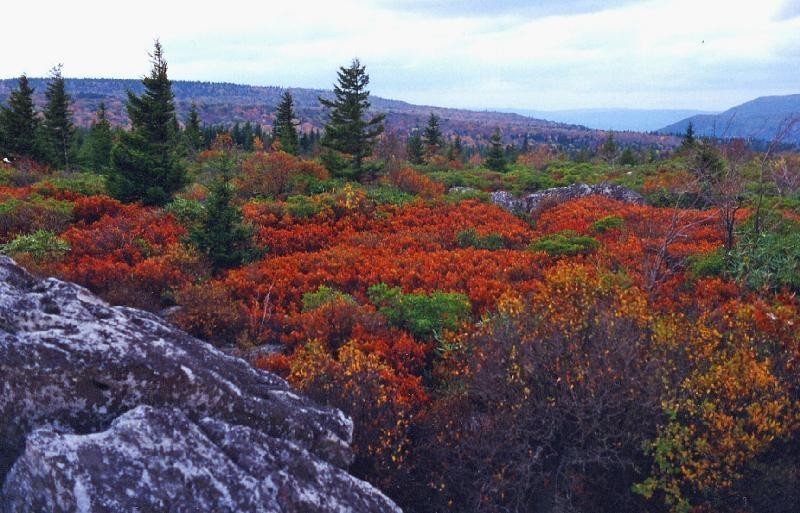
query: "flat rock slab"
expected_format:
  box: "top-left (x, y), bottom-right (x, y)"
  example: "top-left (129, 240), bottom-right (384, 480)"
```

top-left (490, 182), bottom-right (644, 214)
top-left (0, 256), bottom-right (400, 513)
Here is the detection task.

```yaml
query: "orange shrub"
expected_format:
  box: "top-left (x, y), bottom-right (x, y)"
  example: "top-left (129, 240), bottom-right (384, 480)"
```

top-left (387, 167), bottom-right (445, 198)
top-left (236, 151), bottom-right (329, 198)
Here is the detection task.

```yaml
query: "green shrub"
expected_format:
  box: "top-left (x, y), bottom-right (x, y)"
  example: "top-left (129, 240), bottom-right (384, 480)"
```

top-left (307, 177), bottom-right (350, 195)
top-left (427, 169), bottom-right (502, 191)
top-left (302, 286), bottom-right (357, 312)
top-left (45, 173), bottom-right (107, 196)
top-left (368, 283), bottom-right (471, 339)
top-left (687, 249), bottom-right (726, 279)
top-left (0, 196), bottom-right (74, 241)
top-left (686, 211), bottom-right (800, 292)
top-left (729, 228), bottom-right (800, 292)
top-left (0, 168), bottom-right (9, 186)
top-left (529, 231), bottom-right (600, 257)
top-left (1, 229), bottom-right (70, 262)
top-left (367, 185), bottom-right (415, 206)
top-left (166, 197), bottom-right (204, 231)
top-left (285, 195), bottom-right (321, 219)
top-left (455, 228), bottom-right (506, 250)
top-left (502, 167), bottom-right (557, 194)
top-left (590, 215), bottom-right (624, 233)
top-left (544, 161), bottom-right (608, 185)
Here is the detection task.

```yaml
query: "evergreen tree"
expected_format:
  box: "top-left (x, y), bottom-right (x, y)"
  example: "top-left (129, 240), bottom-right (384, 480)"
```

top-left (84, 102), bottom-right (113, 172)
top-left (300, 128), bottom-right (320, 155)
top-left (504, 143), bottom-right (519, 164)
top-left (191, 174), bottom-right (256, 273)
top-left (109, 41), bottom-right (186, 205)
top-left (184, 103), bottom-right (203, 153)
top-left (520, 133), bottom-right (530, 154)
top-left (273, 91), bottom-right (299, 155)
top-left (241, 122), bottom-right (254, 151)
top-left (42, 64), bottom-right (75, 170)
top-left (681, 121), bottom-right (696, 151)
top-left (253, 124), bottom-right (264, 147)
top-left (600, 132), bottom-right (617, 164)
top-left (619, 147), bottom-right (637, 166)
top-left (485, 129), bottom-right (506, 172)
top-left (299, 131), bottom-right (310, 154)
top-left (231, 123), bottom-right (242, 146)
top-left (447, 134), bottom-right (463, 162)
top-left (407, 129), bottom-right (425, 165)
top-left (423, 112), bottom-right (442, 157)
top-left (0, 74), bottom-right (40, 159)
top-left (319, 58), bottom-right (385, 176)
top-left (572, 148), bottom-right (591, 163)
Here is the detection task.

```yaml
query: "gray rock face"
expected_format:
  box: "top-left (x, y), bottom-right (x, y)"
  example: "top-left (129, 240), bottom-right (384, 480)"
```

top-left (0, 256), bottom-right (401, 513)
top-left (490, 183), bottom-right (644, 215)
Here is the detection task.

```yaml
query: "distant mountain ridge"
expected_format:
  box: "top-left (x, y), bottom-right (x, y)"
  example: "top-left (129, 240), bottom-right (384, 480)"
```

top-left (0, 77), bottom-right (679, 151)
top-left (659, 94), bottom-right (800, 144)
top-left (502, 108), bottom-right (715, 132)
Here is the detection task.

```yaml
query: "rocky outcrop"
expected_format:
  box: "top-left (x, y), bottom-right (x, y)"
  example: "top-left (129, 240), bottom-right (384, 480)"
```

top-left (490, 183), bottom-right (644, 215)
top-left (0, 256), bottom-right (401, 513)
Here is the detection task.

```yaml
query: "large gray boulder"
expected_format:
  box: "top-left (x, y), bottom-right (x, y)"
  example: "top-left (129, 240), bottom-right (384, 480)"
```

top-left (490, 182), bottom-right (644, 215)
top-left (0, 256), bottom-right (401, 513)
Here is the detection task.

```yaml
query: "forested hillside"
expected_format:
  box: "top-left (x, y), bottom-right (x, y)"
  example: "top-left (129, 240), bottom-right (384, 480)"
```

top-left (0, 77), bottom-right (679, 154)
top-left (660, 94), bottom-right (800, 145)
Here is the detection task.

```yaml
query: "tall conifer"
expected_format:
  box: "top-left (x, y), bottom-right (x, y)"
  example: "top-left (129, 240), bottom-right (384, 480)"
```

top-left (184, 103), bottom-right (203, 153)
top-left (272, 91), bottom-right (299, 155)
top-left (109, 41), bottom-right (186, 205)
top-left (319, 59), bottom-right (385, 175)
top-left (423, 112), bottom-right (442, 158)
top-left (485, 129), bottom-right (506, 172)
top-left (1, 75), bottom-right (39, 159)
top-left (42, 64), bottom-right (75, 170)
top-left (407, 129), bottom-right (424, 165)
top-left (83, 102), bottom-right (113, 172)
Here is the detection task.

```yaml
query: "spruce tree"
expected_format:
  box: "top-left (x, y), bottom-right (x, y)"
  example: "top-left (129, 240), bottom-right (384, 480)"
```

top-left (407, 129), bottom-right (425, 165)
top-left (299, 131), bottom-right (310, 154)
top-left (184, 103), bottom-right (203, 153)
top-left (423, 112), bottom-right (442, 157)
top-left (191, 174), bottom-right (255, 273)
top-left (319, 59), bottom-right (385, 176)
top-left (485, 129), bottom-right (506, 172)
top-left (42, 64), bottom-right (75, 170)
top-left (447, 134), bottom-right (463, 162)
top-left (241, 122), bottom-right (254, 151)
top-left (231, 123), bottom-right (242, 147)
top-left (253, 123), bottom-right (264, 142)
top-left (520, 133), bottom-right (530, 154)
top-left (619, 147), bottom-right (637, 166)
top-left (600, 132), bottom-right (617, 164)
top-left (109, 41), bottom-right (186, 205)
top-left (273, 91), bottom-right (299, 155)
top-left (1, 74), bottom-right (39, 159)
top-left (681, 121), bottom-right (696, 151)
top-left (85, 102), bottom-right (113, 172)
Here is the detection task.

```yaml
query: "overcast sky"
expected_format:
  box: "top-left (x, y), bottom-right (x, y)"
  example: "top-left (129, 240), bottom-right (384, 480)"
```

top-left (3, 0), bottom-right (799, 111)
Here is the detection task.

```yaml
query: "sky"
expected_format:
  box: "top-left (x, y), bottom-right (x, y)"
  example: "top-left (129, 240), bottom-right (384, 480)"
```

top-left (3, 0), bottom-right (800, 111)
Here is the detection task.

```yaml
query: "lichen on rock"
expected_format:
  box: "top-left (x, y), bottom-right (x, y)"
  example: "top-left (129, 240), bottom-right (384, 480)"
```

top-left (0, 256), bottom-right (401, 513)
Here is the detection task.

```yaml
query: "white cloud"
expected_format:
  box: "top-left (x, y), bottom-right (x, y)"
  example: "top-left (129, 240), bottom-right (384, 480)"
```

top-left (2, 0), bottom-right (798, 110)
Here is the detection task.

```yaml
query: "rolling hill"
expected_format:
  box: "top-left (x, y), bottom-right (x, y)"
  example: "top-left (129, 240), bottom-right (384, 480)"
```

top-left (659, 94), bottom-right (800, 144)
top-left (0, 78), bottom-right (678, 151)
top-left (500, 108), bottom-right (713, 132)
